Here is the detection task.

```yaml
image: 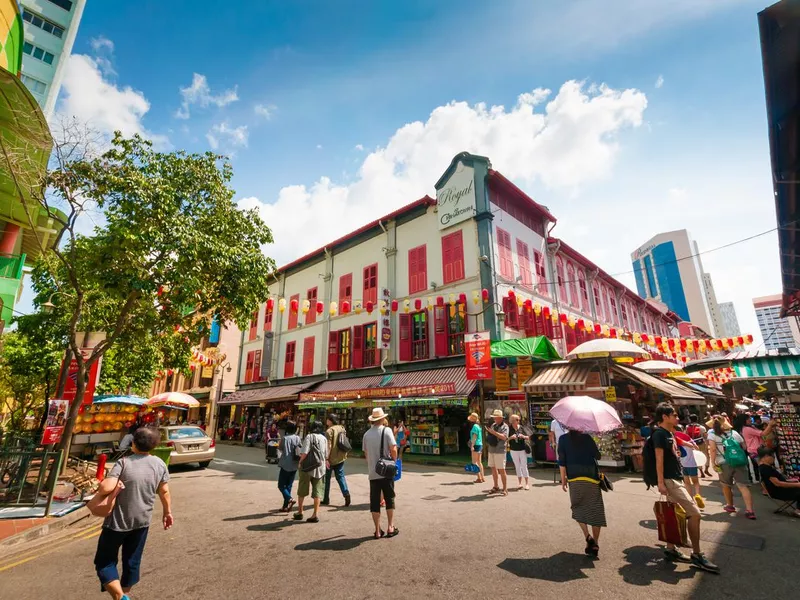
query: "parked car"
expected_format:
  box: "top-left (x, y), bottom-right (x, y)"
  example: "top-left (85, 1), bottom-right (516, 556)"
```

top-left (159, 425), bottom-right (215, 468)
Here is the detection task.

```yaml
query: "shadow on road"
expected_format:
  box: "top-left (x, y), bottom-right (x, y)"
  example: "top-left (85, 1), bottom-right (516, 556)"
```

top-left (440, 481), bottom-right (478, 487)
top-left (294, 535), bottom-right (375, 552)
top-left (618, 545), bottom-right (697, 586)
top-left (223, 510), bottom-right (284, 522)
top-left (247, 519), bottom-right (298, 533)
top-left (325, 503), bottom-right (371, 512)
top-left (497, 552), bottom-right (596, 582)
top-left (451, 493), bottom-right (494, 503)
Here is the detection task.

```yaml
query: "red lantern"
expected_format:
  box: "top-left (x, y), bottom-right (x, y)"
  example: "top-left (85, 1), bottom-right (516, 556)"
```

top-left (745, 334), bottom-right (753, 344)
top-left (458, 293), bottom-right (467, 305)
top-left (679, 339), bottom-right (687, 351)
top-left (667, 339), bottom-right (675, 350)
top-left (692, 339), bottom-right (700, 351)
top-left (594, 323), bottom-right (602, 334)
top-left (266, 298), bottom-right (274, 311)
top-left (736, 336), bottom-right (744, 347)
top-left (482, 289), bottom-right (489, 303)
top-left (641, 334), bottom-right (649, 344)
top-left (366, 301), bottom-right (374, 314)
top-left (436, 296), bottom-right (444, 307)
top-left (559, 313), bottom-right (567, 324)
top-left (391, 300), bottom-right (399, 312)
top-left (542, 306), bottom-right (551, 319)
top-left (290, 298), bottom-right (299, 313)
top-left (524, 299), bottom-right (533, 311)
top-left (341, 301), bottom-right (350, 314)
top-left (316, 301), bottom-right (324, 314)
top-left (655, 336), bottom-right (662, 346)
top-left (190, 364), bottom-right (196, 371)
top-left (577, 319), bottom-right (585, 330)
top-left (609, 328), bottom-right (617, 338)
top-left (414, 298), bottom-right (422, 311)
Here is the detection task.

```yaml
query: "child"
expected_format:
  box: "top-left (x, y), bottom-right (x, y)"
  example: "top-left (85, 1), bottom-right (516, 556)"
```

top-left (675, 427), bottom-right (705, 509)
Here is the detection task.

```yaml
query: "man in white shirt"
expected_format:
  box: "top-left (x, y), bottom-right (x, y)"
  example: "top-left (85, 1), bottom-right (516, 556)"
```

top-left (549, 419), bottom-right (568, 453)
top-left (362, 408), bottom-right (398, 539)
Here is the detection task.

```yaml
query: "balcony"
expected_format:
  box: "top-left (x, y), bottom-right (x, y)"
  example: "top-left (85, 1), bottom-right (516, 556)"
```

top-left (0, 253), bottom-right (24, 280)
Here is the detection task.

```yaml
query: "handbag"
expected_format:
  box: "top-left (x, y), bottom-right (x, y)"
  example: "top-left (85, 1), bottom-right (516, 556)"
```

top-left (393, 458), bottom-right (403, 482)
top-left (374, 427), bottom-right (398, 479)
top-left (599, 473), bottom-right (614, 492)
top-left (300, 435), bottom-right (322, 472)
top-left (87, 460), bottom-right (126, 518)
top-left (336, 427), bottom-right (352, 453)
top-left (654, 499), bottom-right (689, 547)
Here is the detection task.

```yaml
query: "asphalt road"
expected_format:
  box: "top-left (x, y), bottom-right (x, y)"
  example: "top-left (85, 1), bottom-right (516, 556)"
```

top-left (1, 444), bottom-right (797, 599)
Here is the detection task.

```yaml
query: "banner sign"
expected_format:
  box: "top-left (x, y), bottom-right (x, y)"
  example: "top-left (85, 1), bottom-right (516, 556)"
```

top-left (516, 357), bottom-right (533, 382)
top-left (299, 383), bottom-right (456, 402)
top-left (380, 288), bottom-right (392, 350)
top-left (41, 399), bottom-right (70, 445)
top-left (465, 331), bottom-right (492, 380)
top-left (60, 350), bottom-right (101, 406)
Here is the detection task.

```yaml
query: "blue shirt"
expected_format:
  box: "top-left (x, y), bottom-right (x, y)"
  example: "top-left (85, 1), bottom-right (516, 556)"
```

top-left (470, 423), bottom-right (483, 446)
top-left (557, 432), bottom-right (600, 482)
top-left (278, 434), bottom-right (301, 472)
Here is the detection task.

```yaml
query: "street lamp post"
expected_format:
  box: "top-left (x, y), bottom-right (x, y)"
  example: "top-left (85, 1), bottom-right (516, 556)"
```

top-left (210, 361), bottom-right (232, 441)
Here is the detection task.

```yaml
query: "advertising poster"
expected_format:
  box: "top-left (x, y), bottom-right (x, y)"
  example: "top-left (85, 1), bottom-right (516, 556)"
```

top-left (465, 331), bottom-right (492, 380)
top-left (41, 399), bottom-right (70, 445)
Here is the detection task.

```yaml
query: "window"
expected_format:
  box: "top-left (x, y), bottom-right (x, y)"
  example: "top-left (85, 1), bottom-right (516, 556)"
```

top-left (363, 264), bottom-right (377, 305)
top-left (244, 351), bottom-right (254, 384)
top-left (306, 287), bottom-right (318, 325)
top-left (46, 0), bottom-right (73, 10)
top-left (23, 42), bottom-right (55, 65)
top-left (22, 10), bottom-right (65, 38)
top-left (502, 296), bottom-right (519, 330)
top-left (556, 258), bottom-right (567, 301)
top-left (607, 289), bottom-right (618, 324)
top-left (301, 336), bottom-right (315, 376)
top-left (352, 322), bottom-right (379, 369)
top-left (284, 342), bottom-right (296, 378)
top-left (534, 250), bottom-right (548, 295)
top-left (248, 309), bottom-right (259, 341)
top-left (408, 245), bottom-right (427, 294)
top-left (496, 228), bottom-right (514, 280)
top-left (399, 311), bottom-right (429, 361)
top-left (287, 294), bottom-right (300, 330)
top-left (339, 273), bottom-right (352, 306)
top-left (339, 329), bottom-right (351, 370)
top-left (251, 350), bottom-right (262, 382)
top-left (434, 302), bottom-right (467, 356)
top-left (578, 271), bottom-right (589, 313)
top-left (621, 302), bottom-right (629, 328)
top-left (593, 283), bottom-right (604, 320)
top-left (327, 329), bottom-right (352, 371)
top-left (567, 263), bottom-right (579, 308)
top-left (442, 230), bottom-right (465, 284)
top-left (516, 240), bottom-right (532, 288)
top-left (20, 75), bottom-right (47, 95)
top-left (264, 302), bottom-right (273, 332)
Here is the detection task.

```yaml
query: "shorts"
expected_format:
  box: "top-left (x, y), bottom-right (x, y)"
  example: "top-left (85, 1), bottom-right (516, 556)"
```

top-left (719, 463), bottom-right (751, 487)
top-left (663, 479), bottom-right (702, 518)
top-left (487, 452), bottom-right (506, 469)
top-left (682, 467), bottom-right (699, 477)
top-left (297, 470), bottom-right (324, 498)
top-left (472, 445), bottom-right (483, 453)
top-left (369, 478), bottom-right (395, 513)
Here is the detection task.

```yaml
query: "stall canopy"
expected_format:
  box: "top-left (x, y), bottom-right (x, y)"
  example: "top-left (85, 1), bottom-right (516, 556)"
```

top-left (219, 382), bottom-right (318, 406)
top-left (731, 349), bottom-right (800, 379)
top-left (523, 362), bottom-right (601, 395)
top-left (612, 364), bottom-right (705, 405)
top-left (490, 336), bottom-right (561, 361)
top-left (683, 383), bottom-right (726, 398)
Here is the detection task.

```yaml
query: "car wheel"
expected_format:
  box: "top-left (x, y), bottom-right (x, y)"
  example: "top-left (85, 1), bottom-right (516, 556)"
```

top-left (199, 461), bottom-right (212, 469)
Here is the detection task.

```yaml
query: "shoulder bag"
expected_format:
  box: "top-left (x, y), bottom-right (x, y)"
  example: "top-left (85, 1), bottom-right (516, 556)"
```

top-left (336, 427), bottom-right (352, 453)
top-left (374, 427), bottom-right (398, 479)
top-left (300, 435), bottom-right (322, 472)
top-left (87, 459), bottom-right (126, 518)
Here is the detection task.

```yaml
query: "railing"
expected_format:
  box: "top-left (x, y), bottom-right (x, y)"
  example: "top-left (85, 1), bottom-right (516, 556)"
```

top-left (0, 447), bottom-right (63, 512)
top-left (0, 253), bottom-right (25, 279)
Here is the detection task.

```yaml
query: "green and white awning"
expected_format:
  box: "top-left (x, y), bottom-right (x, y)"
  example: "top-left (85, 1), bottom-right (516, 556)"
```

top-left (733, 356), bottom-right (800, 379)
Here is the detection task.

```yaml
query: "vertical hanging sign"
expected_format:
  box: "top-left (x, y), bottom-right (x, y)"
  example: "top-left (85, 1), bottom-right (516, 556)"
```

top-left (380, 288), bottom-right (392, 350)
top-left (465, 331), bottom-right (492, 380)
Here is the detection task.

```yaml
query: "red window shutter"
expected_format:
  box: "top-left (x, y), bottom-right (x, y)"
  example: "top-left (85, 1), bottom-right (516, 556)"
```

top-left (363, 264), bottom-right (377, 305)
top-left (442, 234), bottom-right (453, 284)
top-left (408, 248), bottom-right (418, 294)
top-left (502, 297), bottom-right (519, 329)
top-left (339, 274), bottom-right (352, 305)
top-left (434, 306), bottom-right (448, 357)
top-left (497, 228), bottom-right (513, 279)
top-left (283, 342), bottom-right (295, 379)
top-left (418, 246), bottom-right (427, 292)
top-left (264, 304), bottom-right (273, 332)
top-left (248, 310), bottom-right (258, 341)
top-left (327, 331), bottom-right (339, 372)
top-left (306, 287), bottom-right (318, 325)
top-left (517, 240), bottom-right (531, 287)
top-left (252, 350), bottom-right (262, 381)
top-left (523, 309), bottom-right (535, 336)
top-left (399, 314), bottom-right (412, 361)
top-left (302, 336), bottom-right (315, 376)
top-left (452, 231), bottom-right (464, 281)
top-left (288, 294), bottom-right (300, 329)
top-left (244, 351), bottom-right (254, 384)
top-left (352, 325), bottom-right (364, 369)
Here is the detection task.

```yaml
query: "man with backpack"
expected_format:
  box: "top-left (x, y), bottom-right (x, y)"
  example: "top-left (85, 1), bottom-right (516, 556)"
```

top-left (707, 417), bottom-right (756, 519)
top-left (643, 403), bottom-right (719, 573)
top-left (323, 414), bottom-right (351, 507)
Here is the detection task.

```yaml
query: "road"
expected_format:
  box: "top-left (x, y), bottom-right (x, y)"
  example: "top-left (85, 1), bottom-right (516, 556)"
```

top-left (1, 444), bottom-right (796, 599)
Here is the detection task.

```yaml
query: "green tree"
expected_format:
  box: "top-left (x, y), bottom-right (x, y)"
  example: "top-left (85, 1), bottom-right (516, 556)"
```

top-left (25, 132), bottom-right (274, 453)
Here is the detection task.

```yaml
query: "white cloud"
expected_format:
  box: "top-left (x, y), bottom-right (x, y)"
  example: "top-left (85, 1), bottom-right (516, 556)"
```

top-left (316, 144), bottom-right (323, 149)
top-left (57, 54), bottom-right (168, 147)
top-left (206, 121), bottom-right (248, 151)
top-left (175, 74), bottom-right (238, 119)
top-left (655, 74), bottom-right (664, 89)
top-left (240, 80), bottom-right (647, 266)
top-left (354, 144), bottom-right (364, 151)
top-left (254, 103), bottom-right (276, 119)
top-left (90, 36), bottom-right (114, 53)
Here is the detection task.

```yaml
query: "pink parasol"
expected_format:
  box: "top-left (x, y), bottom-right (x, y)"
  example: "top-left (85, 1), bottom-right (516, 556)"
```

top-left (549, 395), bottom-right (623, 434)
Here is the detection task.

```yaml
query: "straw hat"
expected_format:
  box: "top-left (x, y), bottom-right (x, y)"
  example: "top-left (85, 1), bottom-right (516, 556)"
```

top-left (368, 407), bottom-right (388, 422)
top-left (467, 412), bottom-right (480, 423)
top-left (491, 409), bottom-right (504, 419)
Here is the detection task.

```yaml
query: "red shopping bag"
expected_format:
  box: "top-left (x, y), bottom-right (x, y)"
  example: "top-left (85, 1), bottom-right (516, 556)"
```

top-left (653, 500), bottom-right (689, 547)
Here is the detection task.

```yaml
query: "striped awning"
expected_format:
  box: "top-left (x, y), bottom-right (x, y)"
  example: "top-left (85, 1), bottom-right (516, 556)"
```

top-left (523, 362), bottom-right (594, 394)
top-left (219, 382), bottom-right (318, 406)
top-left (733, 355), bottom-right (800, 379)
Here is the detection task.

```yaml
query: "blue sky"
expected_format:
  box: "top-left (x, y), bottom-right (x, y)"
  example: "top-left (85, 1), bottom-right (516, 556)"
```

top-left (42, 0), bottom-right (780, 341)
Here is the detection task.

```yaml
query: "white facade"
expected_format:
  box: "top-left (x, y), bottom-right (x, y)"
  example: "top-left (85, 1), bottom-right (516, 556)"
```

top-left (754, 295), bottom-right (800, 350)
top-left (19, 0), bottom-right (86, 118)
top-left (718, 302), bottom-right (741, 338)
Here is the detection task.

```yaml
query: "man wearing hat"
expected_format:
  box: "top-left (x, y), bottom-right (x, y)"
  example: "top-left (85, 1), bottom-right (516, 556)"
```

top-left (485, 409), bottom-right (509, 495)
top-left (363, 408), bottom-right (399, 538)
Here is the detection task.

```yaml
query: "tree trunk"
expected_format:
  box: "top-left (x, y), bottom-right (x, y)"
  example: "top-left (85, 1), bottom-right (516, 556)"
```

top-left (57, 363), bottom-right (86, 460)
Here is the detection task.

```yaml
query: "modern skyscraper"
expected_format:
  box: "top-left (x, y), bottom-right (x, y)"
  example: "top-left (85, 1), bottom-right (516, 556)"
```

top-left (631, 229), bottom-right (720, 336)
top-left (753, 295), bottom-right (800, 350)
top-left (718, 302), bottom-right (741, 338)
top-left (18, 0), bottom-right (86, 118)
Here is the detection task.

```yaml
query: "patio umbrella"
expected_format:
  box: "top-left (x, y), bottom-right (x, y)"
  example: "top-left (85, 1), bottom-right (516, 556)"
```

top-left (549, 395), bottom-right (623, 434)
top-left (93, 394), bottom-right (148, 406)
top-left (633, 360), bottom-right (685, 374)
top-left (566, 339), bottom-right (651, 361)
top-left (147, 392), bottom-right (200, 409)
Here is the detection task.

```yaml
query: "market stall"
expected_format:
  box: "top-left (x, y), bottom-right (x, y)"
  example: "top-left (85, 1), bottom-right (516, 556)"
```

top-left (70, 395), bottom-right (147, 457)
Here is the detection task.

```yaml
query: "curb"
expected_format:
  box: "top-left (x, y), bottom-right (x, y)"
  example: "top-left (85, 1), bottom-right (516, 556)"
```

top-left (0, 505), bottom-right (92, 553)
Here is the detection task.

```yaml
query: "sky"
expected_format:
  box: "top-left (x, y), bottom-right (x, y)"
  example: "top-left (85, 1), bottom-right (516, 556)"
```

top-left (30, 0), bottom-right (784, 344)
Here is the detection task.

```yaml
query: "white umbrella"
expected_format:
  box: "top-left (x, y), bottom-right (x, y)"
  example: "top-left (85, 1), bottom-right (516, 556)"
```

top-left (566, 338), bottom-right (651, 361)
top-left (634, 360), bottom-right (685, 374)
top-left (672, 371), bottom-right (707, 381)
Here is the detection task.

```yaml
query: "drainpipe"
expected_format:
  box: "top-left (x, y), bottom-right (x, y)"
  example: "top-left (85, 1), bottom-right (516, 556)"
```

top-left (322, 248), bottom-right (333, 381)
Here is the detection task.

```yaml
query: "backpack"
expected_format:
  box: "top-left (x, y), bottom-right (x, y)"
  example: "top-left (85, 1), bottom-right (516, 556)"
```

top-left (336, 427), bottom-right (352, 453)
top-left (721, 433), bottom-right (748, 467)
top-left (642, 434), bottom-right (658, 489)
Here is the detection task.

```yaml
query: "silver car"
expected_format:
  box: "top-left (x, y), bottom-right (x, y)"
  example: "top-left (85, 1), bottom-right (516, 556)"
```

top-left (159, 426), bottom-right (215, 468)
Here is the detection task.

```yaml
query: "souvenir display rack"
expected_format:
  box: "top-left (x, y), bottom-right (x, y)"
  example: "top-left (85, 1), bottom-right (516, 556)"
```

top-left (408, 407), bottom-right (442, 455)
top-left (775, 403), bottom-right (800, 477)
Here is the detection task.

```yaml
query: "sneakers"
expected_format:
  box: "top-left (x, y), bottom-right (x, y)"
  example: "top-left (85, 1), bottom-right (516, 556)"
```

top-left (691, 552), bottom-right (720, 574)
top-left (344, 494), bottom-right (351, 507)
top-left (664, 548), bottom-right (692, 563)
top-left (745, 511), bottom-right (757, 520)
top-left (694, 494), bottom-right (706, 509)
top-left (723, 505), bottom-right (736, 513)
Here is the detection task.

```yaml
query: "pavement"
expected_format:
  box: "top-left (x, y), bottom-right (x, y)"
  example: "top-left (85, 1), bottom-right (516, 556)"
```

top-left (1, 444), bottom-right (797, 599)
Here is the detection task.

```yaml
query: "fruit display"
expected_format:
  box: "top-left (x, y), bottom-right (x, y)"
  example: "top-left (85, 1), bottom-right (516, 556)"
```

top-left (73, 402), bottom-right (142, 434)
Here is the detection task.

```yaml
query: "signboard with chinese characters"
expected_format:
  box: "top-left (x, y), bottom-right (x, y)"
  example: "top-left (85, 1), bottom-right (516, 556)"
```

top-left (605, 387), bottom-right (617, 402)
top-left (465, 331), bottom-right (491, 380)
top-left (516, 358), bottom-right (533, 383)
top-left (436, 162), bottom-right (476, 230)
top-left (494, 368), bottom-right (511, 392)
top-left (60, 350), bottom-right (102, 406)
top-left (299, 383), bottom-right (457, 402)
top-left (380, 288), bottom-right (392, 350)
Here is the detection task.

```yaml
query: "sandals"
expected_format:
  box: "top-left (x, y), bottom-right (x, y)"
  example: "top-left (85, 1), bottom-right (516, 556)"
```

top-left (292, 512), bottom-right (304, 521)
top-left (386, 527), bottom-right (400, 538)
top-left (306, 516), bottom-right (320, 523)
top-left (487, 487), bottom-right (500, 494)
top-left (501, 490), bottom-right (509, 496)
top-left (374, 529), bottom-right (386, 539)
top-left (585, 535), bottom-right (598, 557)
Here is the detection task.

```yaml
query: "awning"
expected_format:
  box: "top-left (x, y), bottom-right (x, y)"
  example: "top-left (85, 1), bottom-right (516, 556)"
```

top-left (733, 355), bottom-right (800, 379)
top-left (298, 366), bottom-right (475, 402)
top-left (490, 336), bottom-right (561, 361)
top-left (612, 364), bottom-right (705, 405)
top-left (684, 383), bottom-right (725, 398)
top-left (219, 383), bottom-right (317, 406)
top-left (523, 362), bottom-right (596, 394)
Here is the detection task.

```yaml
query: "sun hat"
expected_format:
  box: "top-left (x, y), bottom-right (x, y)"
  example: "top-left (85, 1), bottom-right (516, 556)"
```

top-left (368, 407), bottom-right (388, 422)
top-left (468, 412), bottom-right (480, 423)
top-left (491, 409), bottom-right (504, 419)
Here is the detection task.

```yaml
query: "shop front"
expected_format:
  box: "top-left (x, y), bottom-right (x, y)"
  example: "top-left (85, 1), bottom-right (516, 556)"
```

top-left (217, 383), bottom-right (317, 441)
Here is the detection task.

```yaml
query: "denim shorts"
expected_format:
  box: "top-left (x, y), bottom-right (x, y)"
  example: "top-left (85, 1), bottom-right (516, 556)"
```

top-left (472, 445), bottom-right (483, 453)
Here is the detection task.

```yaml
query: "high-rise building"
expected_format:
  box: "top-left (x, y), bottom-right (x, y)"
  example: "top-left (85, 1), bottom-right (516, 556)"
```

top-left (18, 0), bottom-right (86, 118)
top-left (753, 295), bottom-right (800, 350)
top-left (631, 230), bottom-right (720, 336)
top-left (718, 302), bottom-right (741, 338)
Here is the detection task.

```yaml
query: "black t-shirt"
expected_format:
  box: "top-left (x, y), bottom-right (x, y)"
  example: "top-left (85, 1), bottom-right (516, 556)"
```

top-left (508, 426), bottom-right (527, 451)
top-left (651, 427), bottom-right (683, 481)
top-left (759, 464), bottom-right (787, 497)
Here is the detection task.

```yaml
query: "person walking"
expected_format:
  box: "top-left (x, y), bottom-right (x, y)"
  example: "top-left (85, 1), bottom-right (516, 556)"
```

top-left (93, 427), bottom-right (172, 600)
top-left (393, 419), bottom-right (410, 461)
top-left (644, 403), bottom-right (719, 573)
top-left (558, 429), bottom-right (605, 557)
top-left (467, 413), bottom-right (485, 484)
top-left (707, 417), bottom-right (756, 519)
top-left (686, 414), bottom-right (711, 478)
top-left (363, 408), bottom-right (399, 539)
top-left (485, 409), bottom-right (509, 496)
top-left (323, 414), bottom-right (351, 507)
top-left (508, 414), bottom-right (531, 490)
top-left (277, 420), bottom-right (301, 512)
top-left (294, 420), bottom-right (328, 523)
